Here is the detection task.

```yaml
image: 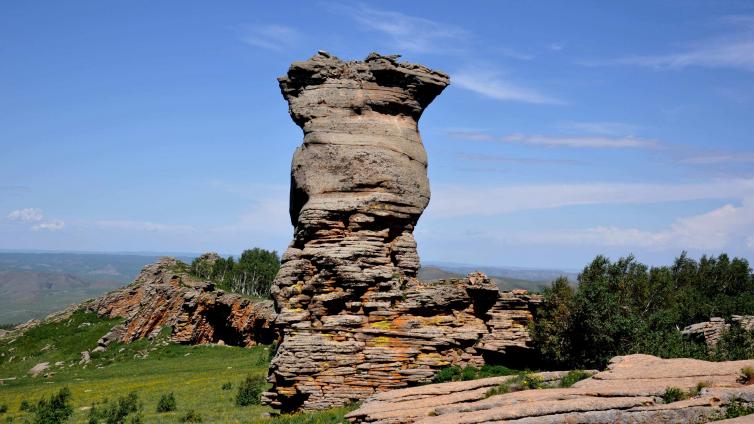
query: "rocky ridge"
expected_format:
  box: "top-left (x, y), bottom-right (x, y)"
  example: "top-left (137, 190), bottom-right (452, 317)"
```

top-left (87, 257), bottom-right (276, 348)
top-left (348, 354), bottom-right (754, 423)
top-left (683, 316), bottom-right (754, 350)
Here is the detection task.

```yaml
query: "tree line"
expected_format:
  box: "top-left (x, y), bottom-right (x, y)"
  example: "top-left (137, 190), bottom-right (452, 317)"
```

top-left (190, 248), bottom-right (280, 299)
top-left (532, 252), bottom-right (754, 369)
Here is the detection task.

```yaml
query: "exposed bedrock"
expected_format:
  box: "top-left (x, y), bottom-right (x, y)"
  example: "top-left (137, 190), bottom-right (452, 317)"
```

top-left (264, 52), bottom-right (542, 412)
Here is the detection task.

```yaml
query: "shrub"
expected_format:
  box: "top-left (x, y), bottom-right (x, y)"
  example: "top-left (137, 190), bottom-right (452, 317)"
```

top-left (725, 398), bottom-right (754, 418)
top-left (661, 387), bottom-right (687, 404)
top-left (740, 366), bottom-right (754, 384)
top-left (559, 370), bottom-right (592, 388)
top-left (485, 373), bottom-right (545, 398)
top-left (433, 365), bottom-right (517, 384)
top-left (156, 393), bottom-right (176, 413)
top-left (689, 381), bottom-right (710, 397)
top-left (236, 375), bottom-right (265, 406)
top-left (19, 400), bottom-right (32, 412)
top-left (179, 410), bottom-right (202, 423)
top-left (31, 387), bottom-right (73, 424)
top-left (221, 382), bottom-right (232, 390)
top-left (87, 392), bottom-right (142, 424)
top-left (0, 405), bottom-right (6, 414)
top-left (432, 366), bottom-right (461, 383)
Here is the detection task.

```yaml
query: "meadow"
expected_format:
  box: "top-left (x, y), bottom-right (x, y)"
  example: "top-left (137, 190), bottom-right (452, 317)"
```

top-left (0, 311), bottom-right (351, 423)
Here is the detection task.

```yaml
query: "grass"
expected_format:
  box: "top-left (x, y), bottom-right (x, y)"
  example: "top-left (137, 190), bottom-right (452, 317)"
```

top-left (0, 308), bottom-right (352, 423)
top-left (559, 370), bottom-right (592, 388)
top-left (432, 364), bottom-right (517, 383)
top-left (739, 366), bottom-right (754, 385)
top-left (661, 387), bottom-right (688, 404)
top-left (485, 373), bottom-right (545, 398)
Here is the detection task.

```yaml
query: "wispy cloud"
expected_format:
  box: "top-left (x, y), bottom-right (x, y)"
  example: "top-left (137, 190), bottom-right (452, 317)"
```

top-left (457, 153), bottom-right (583, 165)
top-left (559, 121), bottom-right (641, 136)
top-left (327, 3), bottom-right (468, 53)
top-left (242, 24), bottom-right (300, 51)
top-left (606, 15), bottom-right (754, 71)
top-left (453, 70), bottom-right (564, 105)
top-left (7, 208), bottom-right (43, 222)
top-left (95, 220), bottom-right (195, 233)
top-left (678, 152), bottom-right (754, 165)
top-left (448, 130), bottom-right (660, 149)
top-left (31, 220), bottom-right (64, 231)
top-left (6, 208), bottom-right (64, 231)
top-left (429, 178), bottom-right (754, 218)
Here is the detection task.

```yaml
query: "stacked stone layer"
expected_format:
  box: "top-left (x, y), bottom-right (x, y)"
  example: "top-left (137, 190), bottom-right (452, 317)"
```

top-left (265, 52), bottom-right (542, 411)
top-left (87, 257), bottom-right (276, 348)
top-left (348, 354), bottom-right (754, 423)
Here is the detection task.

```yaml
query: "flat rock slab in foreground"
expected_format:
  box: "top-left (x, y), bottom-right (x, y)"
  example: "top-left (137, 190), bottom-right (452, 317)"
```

top-left (347, 354), bottom-right (754, 423)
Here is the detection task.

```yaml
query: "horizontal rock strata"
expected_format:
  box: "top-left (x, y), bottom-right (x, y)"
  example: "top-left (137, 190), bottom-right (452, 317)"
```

top-left (87, 257), bottom-right (276, 348)
top-left (347, 354), bottom-right (754, 423)
top-left (265, 52), bottom-right (544, 412)
top-left (683, 315), bottom-right (754, 349)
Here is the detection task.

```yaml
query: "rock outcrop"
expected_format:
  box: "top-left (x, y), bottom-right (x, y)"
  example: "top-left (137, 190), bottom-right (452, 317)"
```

top-left (348, 354), bottom-right (754, 423)
top-left (264, 52), bottom-right (542, 412)
top-left (88, 257), bottom-right (276, 348)
top-left (683, 315), bottom-right (754, 350)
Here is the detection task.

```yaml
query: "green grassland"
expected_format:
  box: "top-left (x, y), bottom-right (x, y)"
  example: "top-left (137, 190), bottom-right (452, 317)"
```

top-left (0, 311), bottom-right (352, 423)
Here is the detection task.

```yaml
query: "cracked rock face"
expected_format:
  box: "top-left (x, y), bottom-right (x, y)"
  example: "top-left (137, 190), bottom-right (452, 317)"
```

top-left (265, 53), bottom-right (542, 412)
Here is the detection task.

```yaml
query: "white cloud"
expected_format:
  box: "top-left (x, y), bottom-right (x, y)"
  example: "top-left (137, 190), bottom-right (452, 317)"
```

top-left (7, 208), bottom-right (43, 222)
top-left (95, 220), bottom-right (195, 233)
top-left (560, 121), bottom-right (641, 136)
top-left (31, 220), bottom-right (64, 231)
top-left (429, 178), bottom-right (754, 218)
top-left (608, 16), bottom-right (754, 72)
top-left (506, 199), bottom-right (754, 251)
top-left (678, 152), bottom-right (754, 165)
top-left (242, 24), bottom-right (300, 51)
top-left (448, 130), bottom-right (660, 149)
top-left (453, 70), bottom-right (564, 105)
top-left (330, 3), bottom-right (468, 53)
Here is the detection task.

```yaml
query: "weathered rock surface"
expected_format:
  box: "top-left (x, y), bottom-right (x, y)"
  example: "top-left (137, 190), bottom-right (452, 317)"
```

top-left (87, 257), bottom-right (276, 348)
top-left (683, 315), bottom-right (754, 349)
top-left (347, 354), bottom-right (754, 423)
top-left (265, 52), bottom-right (542, 412)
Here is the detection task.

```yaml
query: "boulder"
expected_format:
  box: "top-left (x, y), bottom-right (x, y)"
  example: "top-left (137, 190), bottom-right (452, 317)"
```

top-left (28, 362), bottom-right (50, 377)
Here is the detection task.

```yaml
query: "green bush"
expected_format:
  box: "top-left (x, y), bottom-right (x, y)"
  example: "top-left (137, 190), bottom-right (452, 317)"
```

top-left (19, 400), bottom-right (32, 412)
top-left (31, 387), bottom-right (73, 424)
top-left (531, 253), bottom-right (754, 369)
top-left (661, 387), bottom-right (687, 403)
top-left (432, 364), bottom-right (517, 383)
top-left (739, 366), bottom-right (754, 384)
top-left (485, 373), bottom-right (545, 398)
top-left (87, 392), bottom-right (142, 424)
top-left (725, 399), bottom-right (754, 418)
top-left (0, 405), bottom-right (7, 414)
top-left (236, 375), bottom-right (265, 406)
top-left (179, 410), bottom-right (202, 423)
top-left (559, 370), bottom-right (592, 388)
top-left (221, 382), bottom-right (232, 390)
top-left (156, 392), bottom-right (176, 413)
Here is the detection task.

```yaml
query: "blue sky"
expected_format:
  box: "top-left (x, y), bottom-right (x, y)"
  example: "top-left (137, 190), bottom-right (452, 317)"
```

top-left (2, 1), bottom-right (754, 270)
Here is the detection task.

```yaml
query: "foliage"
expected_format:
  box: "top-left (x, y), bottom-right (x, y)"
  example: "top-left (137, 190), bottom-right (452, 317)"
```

top-left (531, 253), bottom-right (754, 369)
top-left (87, 392), bottom-right (142, 424)
top-left (31, 387), bottom-right (73, 424)
top-left (739, 366), bottom-right (754, 384)
top-left (559, 370), bottom-right (592, 388)
top-left (0, 405), bottom-right (6, 414)
top-left (432, 364), bottom-right (516, 383)
top-left (236, 375), bottom-right (265, 406)
top-left (725, 399), bottom-right (754, 418)
top-left (661, 387), bottom-right (687, 403)
top-left (190, 248), bottom-right (280, 298)
top-left (485, 373), bottom-right (545, 397)
top-left (19, 401), bottom-right (31, 412)
top-left (155, 392), bottom-right (177, 413)
top-left (179, 410), bottom-right (203, 423)
top-left (221, 382), bottom-right (232, 390)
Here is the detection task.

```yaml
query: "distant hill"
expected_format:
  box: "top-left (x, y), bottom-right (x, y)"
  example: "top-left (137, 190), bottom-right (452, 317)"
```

top-left (0, 252), bottom-right (191, 324)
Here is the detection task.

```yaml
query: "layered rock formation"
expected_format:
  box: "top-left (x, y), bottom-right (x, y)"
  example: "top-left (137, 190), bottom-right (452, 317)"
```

top-left (88, 257), bottom-right (276, 348)
top-left (264, 52), bottom-right (542, 412)
top-left (348, 354), bottom-right (754, 423)
top-left (683, 315), bottom-right (754, 350)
